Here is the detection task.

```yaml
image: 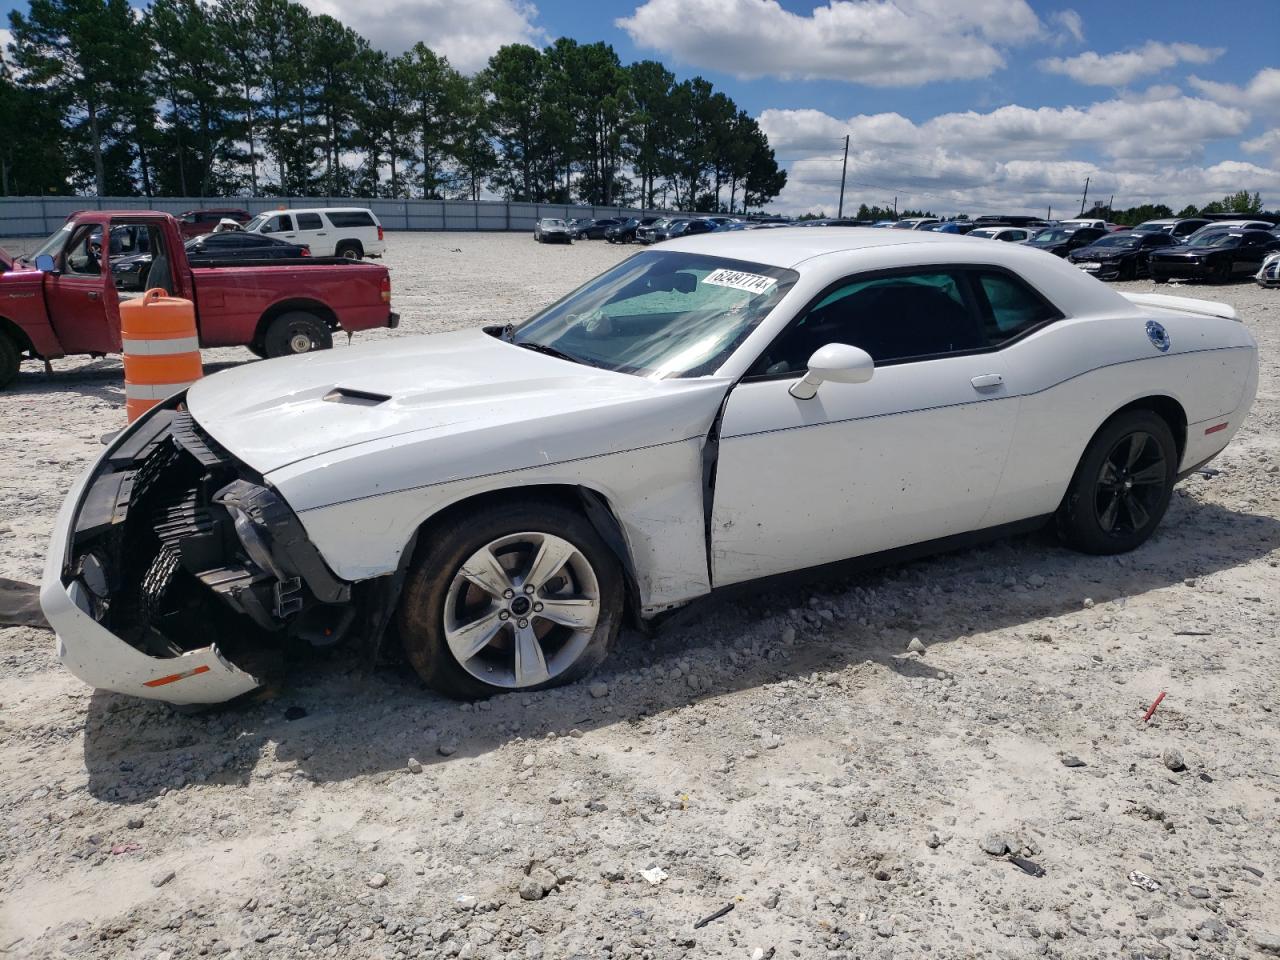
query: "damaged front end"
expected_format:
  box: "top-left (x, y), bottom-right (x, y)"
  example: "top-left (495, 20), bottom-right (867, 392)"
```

top-left (41, 399), bottom-right (359, 704)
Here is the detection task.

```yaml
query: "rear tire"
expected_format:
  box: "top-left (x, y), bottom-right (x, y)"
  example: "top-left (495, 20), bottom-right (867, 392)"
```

top-left (335, 242), bottom-right (362, 260)
top-left (0, 334), bottom-right (19, 390)
top-left (397, 499), bottom-right (624, 700)
top-left (262, 312), bottom-right (333, 358)
top-left (1056, 409), bottom-right (1177, 555)
top-left (1213, 261), bottom-right (1231, 284)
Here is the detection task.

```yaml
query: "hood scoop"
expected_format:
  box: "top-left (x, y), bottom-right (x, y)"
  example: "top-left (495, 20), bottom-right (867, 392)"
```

top-left (323, 387), bottom-right (391, 407)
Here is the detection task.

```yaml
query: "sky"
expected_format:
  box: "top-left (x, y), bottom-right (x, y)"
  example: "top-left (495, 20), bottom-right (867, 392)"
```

top-left (3, 0), bottom-right (1279, 216)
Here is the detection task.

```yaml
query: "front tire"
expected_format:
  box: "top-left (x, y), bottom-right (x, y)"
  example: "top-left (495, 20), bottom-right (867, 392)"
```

top-left (1056, 410), bottom-right (1177, 555)
top-left (262, 311), bottom-right (333, 358)
top-left (397, 500), bottom-right (624, 699)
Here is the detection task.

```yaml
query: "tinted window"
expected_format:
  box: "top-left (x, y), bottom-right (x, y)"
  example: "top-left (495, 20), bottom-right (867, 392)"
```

top-left (326, 211), bottom-right (375, 228)
top-left (748, 271), bottom-right (983, 375)
top-left (975, 272), bottom-right (1060, 341)
top-left (296, 213), bottom-right (324, 230)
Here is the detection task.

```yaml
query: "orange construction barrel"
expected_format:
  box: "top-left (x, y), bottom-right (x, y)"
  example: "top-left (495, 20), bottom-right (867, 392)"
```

top-left (121, 288), bottom-right (203, 422)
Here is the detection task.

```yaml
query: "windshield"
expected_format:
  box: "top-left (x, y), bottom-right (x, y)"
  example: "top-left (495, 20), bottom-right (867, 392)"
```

top-left (510, 251), bottom-right (798, 378)
top-left (1199, 233), bottom-right (1242, 248)
top-left (30, 223), bottom-right (75, 262)
top-left (1090, 234), bottom-right (1140, 249)
top-left (1132, 221), bottom-right (1170, 233)
top-left (244, 214), bottom-right (268, 232)
top-left (1029, 229), bottom-right (1072, 244)
top-left (970, 228), bottom-right (1000, 238)
top-left (543, 219), bottom-right (565, 227)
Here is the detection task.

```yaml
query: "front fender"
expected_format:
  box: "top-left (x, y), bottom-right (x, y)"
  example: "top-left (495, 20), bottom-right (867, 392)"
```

top-left (290, 437), bottom-right (713, 616)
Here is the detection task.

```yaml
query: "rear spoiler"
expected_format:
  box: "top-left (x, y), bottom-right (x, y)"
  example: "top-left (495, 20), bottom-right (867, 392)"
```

top-left (1120, 292), bottom-right (1238, 321)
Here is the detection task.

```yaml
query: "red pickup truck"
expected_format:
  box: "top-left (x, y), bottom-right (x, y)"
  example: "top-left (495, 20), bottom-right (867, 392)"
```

top-left (0, 210), bottom-right (398, 389)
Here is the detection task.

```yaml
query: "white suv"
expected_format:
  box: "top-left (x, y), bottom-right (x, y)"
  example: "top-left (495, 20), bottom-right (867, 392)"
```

top-left (244, 207), bottom-right (385, 259)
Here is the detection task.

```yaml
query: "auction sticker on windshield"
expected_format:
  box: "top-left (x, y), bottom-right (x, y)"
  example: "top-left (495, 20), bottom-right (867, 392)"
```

top-left (703, 268), bottom-right (778, 294)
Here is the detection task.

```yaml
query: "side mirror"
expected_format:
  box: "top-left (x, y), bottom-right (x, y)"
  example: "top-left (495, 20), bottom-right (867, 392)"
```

top-left (789, 343), bottom-right (874, 399)
top-left (34, 254), bottom-right (57, 274)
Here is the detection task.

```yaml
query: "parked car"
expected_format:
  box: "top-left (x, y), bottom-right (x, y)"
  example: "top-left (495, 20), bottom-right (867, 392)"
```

top-left (969, 226), bottom-right (1033, 243)
top-left (930, 221), bottom-right (978, 234)
top-left (534, 218), bottom-right (572, 244)
top-left (1059, 218), bottom-right (1110, 231)
top-left (0, 210), bottom-right (397, 388)
top-left (635, 218), bottom-right (668, 244)
top-left (639, 218), bottom-right (690, 244)
top-left (1026, 226), bottom-right (1107, 257)
top-left (1180, 220), bottom-right (1276, 248)
top-left (604, 217), bottom-right (658, 244)
top-left (1066, 231), bottom-right (1179, 281)
top-left (243, 208), bottom-right (384, 259)
top-left (663, 218), bottom-right (717, 240)
top-left (570, 218), bottom-right (622, 240)
top-left (1148, 229), bottom-right (1280, 283)
top-left (177, 208), bottom-right (252, 240)
top-left (972, 215), bottom-right (1048, 229)
top-left (891, 218), bottom-right (941, 230)
top-left (112, 231), bottom-right (312, 291)
top-left (1131, 218), bottom-right (1210, 240)
top-left (1257, 250), bottom-right (1280, 287)
top-left (41, 227), bottom-right (1258, 704)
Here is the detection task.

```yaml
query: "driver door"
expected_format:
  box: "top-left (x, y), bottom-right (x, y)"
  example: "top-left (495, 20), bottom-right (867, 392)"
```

top-left (43, 217), bottom-right (121, 355)
top-left (710, 267), bottom-right (1034, 587)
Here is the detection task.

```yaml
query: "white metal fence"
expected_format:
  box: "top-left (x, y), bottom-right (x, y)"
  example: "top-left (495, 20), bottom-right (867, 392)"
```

top-left (0, 196), bottom-right (700, 238)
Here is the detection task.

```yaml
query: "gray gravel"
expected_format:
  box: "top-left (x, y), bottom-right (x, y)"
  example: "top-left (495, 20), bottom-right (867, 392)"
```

top-left (1, 232), bottom-right (1279, 958)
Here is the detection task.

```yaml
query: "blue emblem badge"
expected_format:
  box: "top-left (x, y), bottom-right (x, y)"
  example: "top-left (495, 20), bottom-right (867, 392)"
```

top-left (1146, 320), bottom-right (1170, 353)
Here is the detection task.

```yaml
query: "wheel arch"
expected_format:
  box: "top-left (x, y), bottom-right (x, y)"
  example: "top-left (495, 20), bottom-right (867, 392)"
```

top-left (1108, 394), bottom-right (1188, 464)
top-left (335, 238), bottom-right (364, 257)
top-left (254, 298), bottom-right (340, 342)
top-left (0, 315), bottom-right (35, 356)
top-left (400, 483), bottom-right (644, 623)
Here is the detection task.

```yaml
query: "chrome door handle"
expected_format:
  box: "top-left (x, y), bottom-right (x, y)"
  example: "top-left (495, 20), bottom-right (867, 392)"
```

top-left (971, 373), bottom-right (1003, 389)
top-left (86, 290), bottom-right (99, 301)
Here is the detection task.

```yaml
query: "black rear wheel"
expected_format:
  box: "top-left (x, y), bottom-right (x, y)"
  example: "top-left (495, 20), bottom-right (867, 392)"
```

top-left (1057, 410), bottom-right (1177, 554)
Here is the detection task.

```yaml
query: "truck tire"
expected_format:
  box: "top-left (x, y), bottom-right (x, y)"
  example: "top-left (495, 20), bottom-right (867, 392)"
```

top-left (0, 333), bottom-right (19, 390)
top-left (262, 312), bottom-right (333, 358)
top-left (335, 241), bottom-right (363, 260)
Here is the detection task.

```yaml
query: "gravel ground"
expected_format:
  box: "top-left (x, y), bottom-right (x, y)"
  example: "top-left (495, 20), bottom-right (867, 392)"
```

top-left (2, 232), bottom-right (1279, 960)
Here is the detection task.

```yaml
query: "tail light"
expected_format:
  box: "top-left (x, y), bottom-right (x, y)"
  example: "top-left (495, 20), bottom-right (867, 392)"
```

top-left (380, 274), bottom-right (391, 304)
top-left (300, 245), bottom-right (311, 257)
top-left (377, 224), bottom-right (385, 242)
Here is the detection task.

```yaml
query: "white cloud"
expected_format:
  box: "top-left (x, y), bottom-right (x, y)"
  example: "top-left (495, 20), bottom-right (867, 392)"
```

top-left (617, 0), bottom-right (1042, 87)
top-left (0, 27), bottom-right (13, 67)
top-left (1048, 9), bottom-right (1084, 45)
top-left (1039, 41), bottom-right (1222, 87)
top-left (1242, 129), bottom-right (1280, 159)
top-left (1190, 68), bottom-right (1280, 115)
top-left (755, 91), bottom-right (1274, 216)
top-left (297, 0), bottom-right (546, 72)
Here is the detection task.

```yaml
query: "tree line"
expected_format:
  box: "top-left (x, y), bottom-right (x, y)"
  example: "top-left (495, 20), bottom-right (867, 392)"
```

top-left (0, 0), bottom-right (786, 212)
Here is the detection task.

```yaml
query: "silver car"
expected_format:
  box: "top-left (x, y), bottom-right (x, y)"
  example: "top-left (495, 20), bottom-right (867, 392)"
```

top-left (533, 218), bottom-right (572, 244)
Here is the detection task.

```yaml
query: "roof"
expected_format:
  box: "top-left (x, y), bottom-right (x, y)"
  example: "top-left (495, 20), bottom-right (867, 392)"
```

top-left (662, 225), bottom-right (962, 268)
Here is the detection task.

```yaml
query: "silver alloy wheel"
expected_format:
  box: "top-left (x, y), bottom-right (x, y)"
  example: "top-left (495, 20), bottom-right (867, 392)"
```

top-left (289, 332), bottom-right (314, 353)
top-left (443, 531), bottom-right (601, 689)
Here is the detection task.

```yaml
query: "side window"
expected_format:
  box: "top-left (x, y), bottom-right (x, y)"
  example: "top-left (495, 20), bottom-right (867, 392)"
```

top-left (296, 213), bottom-right (323, 230)
top-left (64, 225), bottom-right (103, 275)
top-left (748, 270), bottom-right (983, 376)
top-left (974, 271), bottom-right (1061, 343)
top-left (326, 211), bottom-right (375, 228)
top-left (264, 214), bottom-right (293, 233)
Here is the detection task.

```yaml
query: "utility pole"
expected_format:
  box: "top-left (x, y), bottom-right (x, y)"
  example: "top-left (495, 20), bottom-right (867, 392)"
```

top-left (1047, 204), bottom-right (1052, 221)
top-left (1107, 194), bottom-right (1114, 217)
top-left (837, 134), bottom-right (849, 219)
top-left (1078, 176), bottom-right (1090, 215)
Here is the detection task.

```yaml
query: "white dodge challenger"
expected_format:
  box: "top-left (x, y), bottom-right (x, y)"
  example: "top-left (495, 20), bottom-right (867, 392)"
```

top-left (42, 229), bottom-right (1258, 704)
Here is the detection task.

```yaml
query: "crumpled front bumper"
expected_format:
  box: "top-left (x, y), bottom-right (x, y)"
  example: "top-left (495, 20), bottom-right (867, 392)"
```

top-left (1257, 255), bottom-right (1280, 288)
top-left (41, 402), bottom-right (262, 704)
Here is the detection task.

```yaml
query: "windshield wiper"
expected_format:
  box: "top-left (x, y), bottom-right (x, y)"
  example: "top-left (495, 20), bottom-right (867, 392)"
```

top-left (515, 341), bottom-right (582, 365)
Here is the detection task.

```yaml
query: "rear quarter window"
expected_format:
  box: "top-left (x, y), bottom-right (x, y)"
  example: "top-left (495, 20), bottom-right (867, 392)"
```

top-left (326, 211), bottom-right (376, 228)
top-left (974, 271), bottom-right (1062, 343)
